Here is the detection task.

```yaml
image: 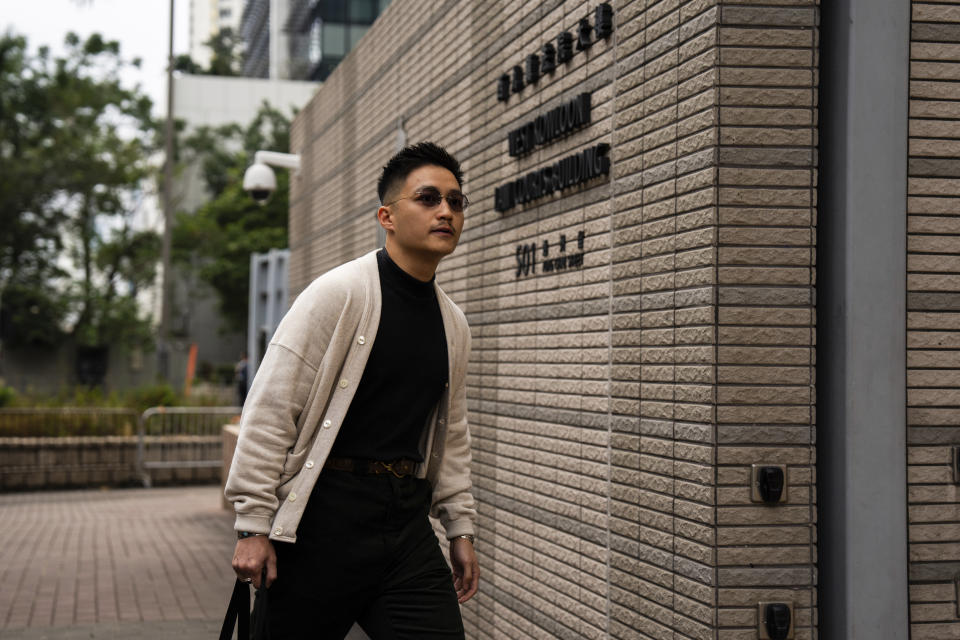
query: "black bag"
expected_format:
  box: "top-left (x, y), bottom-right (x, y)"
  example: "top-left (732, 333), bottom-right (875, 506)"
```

top-left (220, 568), bottom-right (270, 640)
top-left (251, 570), bottom-right (270, 639)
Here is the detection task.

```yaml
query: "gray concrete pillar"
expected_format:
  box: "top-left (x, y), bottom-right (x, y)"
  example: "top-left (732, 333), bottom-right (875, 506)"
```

top-left (818, 0), bottom-right (910, 638)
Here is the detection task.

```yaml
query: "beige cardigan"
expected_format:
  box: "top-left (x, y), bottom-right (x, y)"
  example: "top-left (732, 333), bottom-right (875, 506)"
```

top-left (224, 250), bottom-right (476, 543)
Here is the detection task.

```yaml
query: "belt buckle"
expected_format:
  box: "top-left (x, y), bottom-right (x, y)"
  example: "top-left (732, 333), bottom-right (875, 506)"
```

top-left (380, 461), bottom-right (406, 478)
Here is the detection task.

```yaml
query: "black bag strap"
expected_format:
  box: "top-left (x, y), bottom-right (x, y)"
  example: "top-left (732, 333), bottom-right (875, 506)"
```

top-left (219, 578), bottom-right (250, 640)
top-left (251, 567), bottom-right (270, 639)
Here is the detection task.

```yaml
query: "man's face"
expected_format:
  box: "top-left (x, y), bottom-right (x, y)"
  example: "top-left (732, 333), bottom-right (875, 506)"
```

top-left (381, 165), bottom-right (465, 260)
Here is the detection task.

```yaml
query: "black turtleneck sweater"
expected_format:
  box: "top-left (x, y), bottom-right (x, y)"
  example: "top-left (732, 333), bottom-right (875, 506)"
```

top-left (329, 249), bottom-right (448, 463)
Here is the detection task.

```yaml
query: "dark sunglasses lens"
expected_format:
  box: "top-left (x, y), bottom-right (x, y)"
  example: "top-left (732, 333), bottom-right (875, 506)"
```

top-left (446, 195), bottom-right (465, 211)
top-left (415, 191), bottom-right (444, 207)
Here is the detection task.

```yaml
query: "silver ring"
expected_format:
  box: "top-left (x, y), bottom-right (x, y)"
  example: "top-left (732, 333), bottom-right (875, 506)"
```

top-left (241, 577), bottom-right (253, 583)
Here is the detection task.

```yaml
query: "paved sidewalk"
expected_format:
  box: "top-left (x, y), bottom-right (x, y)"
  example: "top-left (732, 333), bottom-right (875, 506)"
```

top-left (0, 486), bottom-right (236, 639)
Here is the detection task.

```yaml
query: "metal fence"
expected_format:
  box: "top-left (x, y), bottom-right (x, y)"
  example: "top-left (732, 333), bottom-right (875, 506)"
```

top-left (136, 406), bottom-right (241, 487)
top-left (0, 406), bottom-right (241, 489)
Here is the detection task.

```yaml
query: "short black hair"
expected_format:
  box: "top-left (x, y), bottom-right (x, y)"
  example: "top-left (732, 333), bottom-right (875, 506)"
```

top-left (377, 142), bottom-right (464, 204)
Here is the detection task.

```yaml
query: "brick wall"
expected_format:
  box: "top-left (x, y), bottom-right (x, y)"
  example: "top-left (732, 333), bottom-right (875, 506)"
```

top-left (610, 2), bottom-right (718, 637)
top-left (715, 3), bottom-right (818, 638)
top-left (290, 1), bottom-right (819, 637)
top-left (908, 2), bottom-right (960, 637)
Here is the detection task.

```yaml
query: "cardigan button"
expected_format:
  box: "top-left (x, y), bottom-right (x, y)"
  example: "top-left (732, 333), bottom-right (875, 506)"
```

top-left (357, 336), bottom-right (366, 345)
top-left (322, 419), bottom-right (332, 429)
top-left (274, 527), bottom-right (283, 535)
top-left (305, 460), bottom-right (314, 469)
top-left (338, 378), bottom-right (349, 388)
top-left (288, 492), bottom-right (297, 502)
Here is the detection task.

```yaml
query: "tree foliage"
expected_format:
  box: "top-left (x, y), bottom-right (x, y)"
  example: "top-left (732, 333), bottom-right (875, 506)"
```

top-left (173, 104), bottom-right (292, 332)
top-left (0, 31), bottom-right (159, 350)
top-left (173, 27), bottom-right (244, 77)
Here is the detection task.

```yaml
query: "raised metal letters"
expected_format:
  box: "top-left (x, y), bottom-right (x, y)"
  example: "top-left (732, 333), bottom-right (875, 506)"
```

top-left (525, 54), bottom-right (540, 85)
top-left (494, 143), bottom-right (611, 213)
top-left (511, 65), bottom-right (524, 93)
top-left (541, 42), bottom-right (557, 75)
top-left (494, 7), bottom-right (614, 103)
top-left (507, 93), bottom-right (592, 158)
top-left (497, 74), bottom-right (510, 102)
top-left (557, 31), bottom-right (573, 63)
top-left (515, 231), bottom-right (587, 279)
top-left (595, 3), bottom-right (613, 40)
top-left (576, 18), bottom-right (593, 51)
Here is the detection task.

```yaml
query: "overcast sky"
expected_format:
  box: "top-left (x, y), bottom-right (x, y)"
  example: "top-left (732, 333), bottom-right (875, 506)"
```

top-left (3, 0), bottom-right (192, 116)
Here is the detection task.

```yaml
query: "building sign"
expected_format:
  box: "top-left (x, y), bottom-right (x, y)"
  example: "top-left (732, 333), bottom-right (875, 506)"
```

top-left (493, 8), bottom-right (615, 214)
top-left (496, 4), bottom-right (614, 274)
top-left (495, 4), bottom-right (613, 103)
top-left (508, 93), bottom-right (591, 157)
top-left (516, 231), bottom-right (587, 278)
top-left (495, 143), bottom-right (610, 213)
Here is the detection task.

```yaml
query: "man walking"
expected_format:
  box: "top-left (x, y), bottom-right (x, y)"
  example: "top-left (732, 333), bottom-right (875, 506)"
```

top-left (226, 142), bottom-right (478, 639)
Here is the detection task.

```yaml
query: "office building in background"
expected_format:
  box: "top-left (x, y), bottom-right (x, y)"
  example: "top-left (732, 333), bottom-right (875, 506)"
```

top-left (189, 0), bottom-right (244, 70)
top-left (240, 0), bottom-right (391, 81)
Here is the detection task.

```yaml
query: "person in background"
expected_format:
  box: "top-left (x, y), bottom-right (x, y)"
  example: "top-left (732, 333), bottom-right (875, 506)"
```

top-left (234, 352), bottom-right (248, 407)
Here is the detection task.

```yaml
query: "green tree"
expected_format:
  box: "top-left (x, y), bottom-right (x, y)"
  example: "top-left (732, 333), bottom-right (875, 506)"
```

top-left (173, 54), bottom-right (202, 74)
top-left (173, 103), bottom-right (292, 332)
top-left (206, 28), bottom-right (244, 77)
top-left (173, 27), bottom-right (243, 77)
top-left (0, 31), bottom-right (159, 350)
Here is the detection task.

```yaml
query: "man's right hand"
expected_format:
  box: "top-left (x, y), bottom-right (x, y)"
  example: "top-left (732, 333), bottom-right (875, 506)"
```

top-left (232, 535), bottom-right (277, 588)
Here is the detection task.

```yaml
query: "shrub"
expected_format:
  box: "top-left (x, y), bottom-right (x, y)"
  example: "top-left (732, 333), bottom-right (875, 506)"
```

top-left (122, 383), bottom-right (180, 413)
top-left (215, 363), bottom-right (236, 385)
top-left (0, 385), bottom-right (16, 407)
top-left (0, 382), bottom-right (230, 437)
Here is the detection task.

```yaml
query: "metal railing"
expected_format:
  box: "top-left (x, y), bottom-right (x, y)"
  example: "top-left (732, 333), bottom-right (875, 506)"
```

top-left (136, 406), bottom-right (241, 487)
top-left (0, 406), bottom-right (241, 488)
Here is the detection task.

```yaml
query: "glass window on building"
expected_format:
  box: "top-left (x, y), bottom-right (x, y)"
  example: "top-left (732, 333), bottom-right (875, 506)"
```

top-left (292, 0), bottom-right (393, 81)
top-left (348, 25), bottom-right (369, 50)
top-left (322, 22), bottom-right (347, 58)
top-left (317, 0), bottom-right (347, 22)
top-left (349, 0), bottom-right (377, 22)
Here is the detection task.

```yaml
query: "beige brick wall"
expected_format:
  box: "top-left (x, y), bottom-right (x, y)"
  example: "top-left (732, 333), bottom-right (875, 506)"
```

top-left (909, 3), bottom-right (960, 638)
top-left (289, 1), bottom-right (819, 637)
top-left (610, 2), bottom-right (718, 638)
top-left (715, 4), bottom-right (818, 639)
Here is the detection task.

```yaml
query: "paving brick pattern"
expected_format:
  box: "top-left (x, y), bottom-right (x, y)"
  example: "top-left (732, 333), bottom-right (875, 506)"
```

top-left (0, 487), bottom-right (236, 638)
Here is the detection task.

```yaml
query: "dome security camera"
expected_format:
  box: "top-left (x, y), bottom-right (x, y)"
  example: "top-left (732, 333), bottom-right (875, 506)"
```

top-left (242, 163), bottom-right (277, 204)
top-left (242, 151), bottom-right (300, 204)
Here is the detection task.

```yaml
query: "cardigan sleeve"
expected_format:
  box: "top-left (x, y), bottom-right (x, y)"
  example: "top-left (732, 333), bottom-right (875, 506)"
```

top-left (225, 342), bottom-right (318, 533)
top-left (429, 305), bottom-right (477, 539)
top-left (224, 273), bottom-right (347, 533)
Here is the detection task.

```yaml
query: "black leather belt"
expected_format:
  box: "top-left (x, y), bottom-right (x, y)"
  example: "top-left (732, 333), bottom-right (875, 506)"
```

top-left (324, 457), bottom-right (417, 478)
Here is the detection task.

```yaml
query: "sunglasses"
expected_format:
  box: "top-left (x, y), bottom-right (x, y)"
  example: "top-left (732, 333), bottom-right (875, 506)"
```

top-left (386, 187), bottom-right (469, 212)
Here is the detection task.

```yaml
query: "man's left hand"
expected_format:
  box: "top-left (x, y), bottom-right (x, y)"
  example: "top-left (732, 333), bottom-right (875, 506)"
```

top-left (450, 537), bottom-right (479, 603)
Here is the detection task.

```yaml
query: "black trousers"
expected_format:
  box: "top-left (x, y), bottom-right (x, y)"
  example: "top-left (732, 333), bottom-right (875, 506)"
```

top-left (267, 469), bottom-right (465, 640)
